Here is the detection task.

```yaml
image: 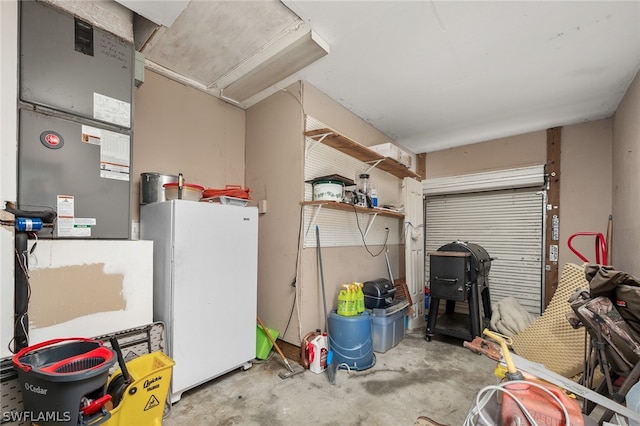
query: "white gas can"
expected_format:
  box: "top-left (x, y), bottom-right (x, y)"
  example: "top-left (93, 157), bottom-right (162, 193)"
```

top-left (308, 333), bottom-right (328, 374)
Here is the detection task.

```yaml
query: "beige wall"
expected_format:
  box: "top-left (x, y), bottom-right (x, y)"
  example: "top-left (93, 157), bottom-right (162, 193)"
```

top-left (612, 69), bottom-right (640, 275)
top-left (423, 118), bottom-right (613, 275)
top-left (559, 119), bottom-right (612, 269)
top-left (248, 78), bottom-right (618, 342)
top-left (424, 130), bottom-right (546, 178)
top-left (302, 83), bottom-right (396, 148)
top-left (246, 82), bottom-right (403, 345)
top-left (301, 82), bottom-right (404, 332)
top-left (246, 82), bottom-right (306, 343)
top-left (132, 70), bottom-right (246, 221)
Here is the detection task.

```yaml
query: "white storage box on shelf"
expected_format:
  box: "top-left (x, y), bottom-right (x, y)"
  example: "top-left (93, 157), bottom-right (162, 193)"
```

top-left (312, 180), bottom-right (344, 202)
top-left (368, 143), bottom-right (415, 170)
top-left (366, 299), bottom-right (409, 353)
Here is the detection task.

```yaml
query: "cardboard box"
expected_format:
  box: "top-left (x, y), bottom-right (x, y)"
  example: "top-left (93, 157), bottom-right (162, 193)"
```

top-left (369, 143), bottom-right (414, 169)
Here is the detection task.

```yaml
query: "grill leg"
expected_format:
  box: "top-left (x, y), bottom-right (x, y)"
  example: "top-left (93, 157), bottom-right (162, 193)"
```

top-left (445, 299), bottom-right (456, 314)
top-left (481, 286), bottom-right (492, 319)
top-left (469, 283), bottom-right (481, 339)
top-left (425, 297), bottom-right (440, 341)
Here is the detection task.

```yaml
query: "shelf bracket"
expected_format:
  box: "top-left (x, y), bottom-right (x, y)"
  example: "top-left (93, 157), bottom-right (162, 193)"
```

top-left (364, 159), bottom-right (384, 174)
top-left (305, 133), bottom-right (330, 158)
top-left (304, 203), bottom-right (323, 242)
top-left (363, 212), bottom-right (378, 240)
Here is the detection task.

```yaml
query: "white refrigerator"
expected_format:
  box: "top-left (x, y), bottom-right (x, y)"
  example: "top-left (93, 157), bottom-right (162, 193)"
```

top-left (140, 200), bottom-right (258, 403)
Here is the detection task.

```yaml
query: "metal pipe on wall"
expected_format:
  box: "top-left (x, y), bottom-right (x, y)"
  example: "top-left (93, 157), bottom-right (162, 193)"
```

top-left (14, 232), bottom-right (29, 352)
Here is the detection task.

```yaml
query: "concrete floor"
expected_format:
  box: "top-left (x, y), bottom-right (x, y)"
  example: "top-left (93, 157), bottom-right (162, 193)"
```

top-left (163, 328), bottom-right (498, 425)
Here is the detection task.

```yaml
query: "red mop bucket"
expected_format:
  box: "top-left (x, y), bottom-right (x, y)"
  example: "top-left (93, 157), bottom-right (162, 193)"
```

top-left (12, 337), bottom-right (116, 426)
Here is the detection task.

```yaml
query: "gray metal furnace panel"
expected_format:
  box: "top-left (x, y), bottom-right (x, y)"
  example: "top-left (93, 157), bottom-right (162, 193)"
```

top-left (18, 109), bottom-right (131, 239)
top-left (20, 0), bottom-right (134, 128)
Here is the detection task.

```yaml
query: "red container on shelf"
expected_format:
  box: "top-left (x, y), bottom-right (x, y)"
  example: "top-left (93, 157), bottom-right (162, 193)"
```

top-left (203, 185), bottom-right (251, 200)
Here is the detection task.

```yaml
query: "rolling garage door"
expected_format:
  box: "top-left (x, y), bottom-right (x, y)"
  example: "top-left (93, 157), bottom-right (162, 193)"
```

top-left (424, 168), bottom-right (545, 314)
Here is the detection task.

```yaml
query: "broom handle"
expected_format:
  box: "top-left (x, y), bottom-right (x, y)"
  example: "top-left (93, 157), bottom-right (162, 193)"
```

top-left (110, 336), bottom-right (132, 384)
top-left (316, 225), bottom-right (329, 333)
top-left (606, 215), bottom-right (613, 265)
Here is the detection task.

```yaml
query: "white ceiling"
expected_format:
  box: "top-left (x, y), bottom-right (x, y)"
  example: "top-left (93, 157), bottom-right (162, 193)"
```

top-left (128, 0), bottom-right (640, 154)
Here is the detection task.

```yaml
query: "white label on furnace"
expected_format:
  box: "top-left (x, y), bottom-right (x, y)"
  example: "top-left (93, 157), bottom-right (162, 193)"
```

top-left (74, 218), bottom-right (96, 226)
top-left (99, 130), bottom-right (130, 181)
top-left (93, 93), bottom-right (131, 128)
top-left (57, 195), bottom-right (74, 217)
top-left (71, 227), bottom-right (92, 237)
top-left (57, 195), bottom-right (75, 237)
top-left (60, 227), bottom-right (91, 237)
top-left (81, 125), bottom-right (102, 145)
top-left (549, 244), bottom-right (559, 262)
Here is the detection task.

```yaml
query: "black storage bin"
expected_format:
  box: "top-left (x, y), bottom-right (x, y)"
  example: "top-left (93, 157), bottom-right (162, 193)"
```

top-left (363, 278), bottom-right (396, 309)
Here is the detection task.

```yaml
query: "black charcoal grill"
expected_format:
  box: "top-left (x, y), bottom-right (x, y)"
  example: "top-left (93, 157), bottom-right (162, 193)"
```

top-left (363, 278), bottom-right (396, 309)
top-left (425, 241), bottom-right (493, 341)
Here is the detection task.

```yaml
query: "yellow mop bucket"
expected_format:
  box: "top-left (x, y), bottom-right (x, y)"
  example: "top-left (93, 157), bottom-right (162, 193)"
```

top-left (103, 351), bottom-right (175, 426)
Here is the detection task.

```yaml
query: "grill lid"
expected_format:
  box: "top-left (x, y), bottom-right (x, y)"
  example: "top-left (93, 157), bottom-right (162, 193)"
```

top-left (437, 241), bottom-right (493, 285)
top-left (363, 278), bottom-right (396, 308)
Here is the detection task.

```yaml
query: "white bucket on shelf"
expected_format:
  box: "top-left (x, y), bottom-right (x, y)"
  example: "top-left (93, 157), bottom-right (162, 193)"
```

top-left (312, 180), bottom-right (344, 202)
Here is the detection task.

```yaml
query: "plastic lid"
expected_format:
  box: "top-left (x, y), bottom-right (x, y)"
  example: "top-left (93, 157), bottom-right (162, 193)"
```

top-left (313, 180), bottom-right (344, 186)
top-left (359, 174), bottom-right (370, 178)
top-left (163, 182), bottom-right (205, 191)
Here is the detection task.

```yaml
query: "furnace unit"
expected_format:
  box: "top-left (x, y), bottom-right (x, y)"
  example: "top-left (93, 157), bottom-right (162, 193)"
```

top-left (17, 1), bottom-right (134, 239)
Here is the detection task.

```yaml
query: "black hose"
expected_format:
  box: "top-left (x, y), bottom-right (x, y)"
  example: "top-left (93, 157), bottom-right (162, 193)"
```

top-left (5, 205), bottom-right (56, 223)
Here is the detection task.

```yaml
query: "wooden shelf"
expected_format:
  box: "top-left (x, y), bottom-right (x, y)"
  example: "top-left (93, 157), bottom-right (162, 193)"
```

top-left (300, 200), bottom-right (404, 218)
top-left (376, 156), bottom-right (420, 178)
top-left (304, 128), bottom-right (421, 180)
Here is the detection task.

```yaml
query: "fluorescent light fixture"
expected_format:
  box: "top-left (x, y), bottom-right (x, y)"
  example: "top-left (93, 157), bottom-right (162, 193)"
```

top-left (115, 0), bottom-right (190, 27)
top-left (218, 26), bottom-right (329, 103)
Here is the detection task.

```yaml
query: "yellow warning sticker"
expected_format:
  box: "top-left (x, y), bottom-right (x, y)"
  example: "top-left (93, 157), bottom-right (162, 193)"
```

top-left (144, 395), bottom-right (160, 411)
